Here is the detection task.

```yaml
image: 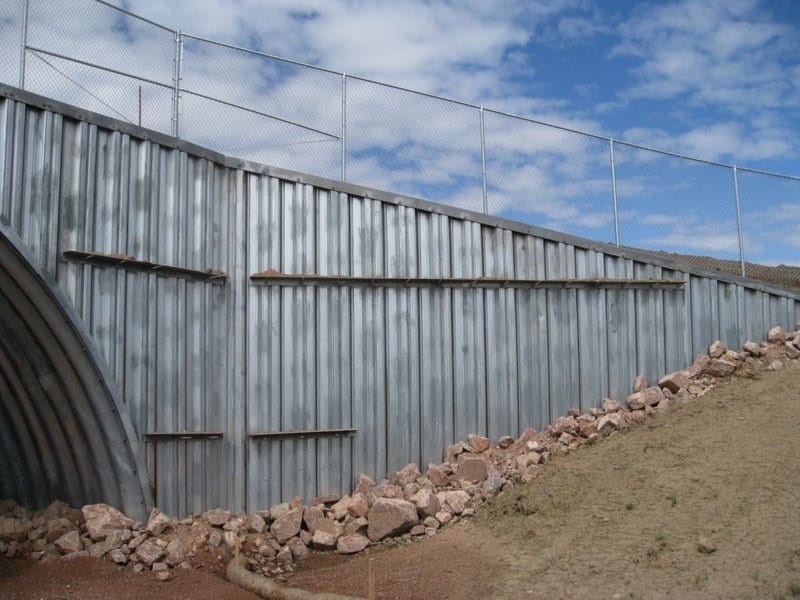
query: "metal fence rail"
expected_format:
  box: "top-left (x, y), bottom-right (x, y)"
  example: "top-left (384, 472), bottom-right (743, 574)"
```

top-left (4, 0), bottom-right (800, 282)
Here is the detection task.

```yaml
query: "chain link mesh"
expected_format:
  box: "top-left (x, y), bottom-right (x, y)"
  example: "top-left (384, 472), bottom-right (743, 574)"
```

top-left (484, 112), bottom-right (615, 243)
top-left (180, 36), bottom-right (342, 178)
top-left (22, 0), bottom-right (174, 134)
top-left (3, 0), bottom-right (799, 290)
top-left (612, 143), bottom-right (742, 270)
top-left (345, 78), bottom-right (483, 210)
top-left (738, 170), bottom-right (800, 290)
top-left (0, 2), bottom-right (24, 87)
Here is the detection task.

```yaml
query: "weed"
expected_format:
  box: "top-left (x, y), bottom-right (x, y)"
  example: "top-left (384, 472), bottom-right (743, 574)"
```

top-left (625, 502), bottom-right (634, 511)
top-left (789, 582), bottom-right (800, 597)
top-left (751, 571), bottom-right (759, 582)
top-left (669, 492), bottom-right (678, 507)
top-left (655, 531), bottom-right (665, 541)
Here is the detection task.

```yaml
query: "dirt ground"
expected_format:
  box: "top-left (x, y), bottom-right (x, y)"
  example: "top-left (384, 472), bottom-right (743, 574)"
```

top-left (2, 360), bottom-right (800, 600)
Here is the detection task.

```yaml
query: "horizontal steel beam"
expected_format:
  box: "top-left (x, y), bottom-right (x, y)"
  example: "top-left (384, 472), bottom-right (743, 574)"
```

top-left (63, 250), bottom-right (227, 284)
top-left (249, 428), bottom-right (357, 440)
top-left (250, 272), bottom-right (686, 290)
top-left (146, 432), bottom-right (224, 440)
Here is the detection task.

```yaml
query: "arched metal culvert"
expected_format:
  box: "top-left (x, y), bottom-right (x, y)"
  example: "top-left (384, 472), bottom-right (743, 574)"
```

top-left (0, 220), bottom-right (152, 521)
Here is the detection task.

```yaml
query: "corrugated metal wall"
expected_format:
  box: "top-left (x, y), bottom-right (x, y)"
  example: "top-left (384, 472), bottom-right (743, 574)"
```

top-left (2, 87), bottom-right (799, 516)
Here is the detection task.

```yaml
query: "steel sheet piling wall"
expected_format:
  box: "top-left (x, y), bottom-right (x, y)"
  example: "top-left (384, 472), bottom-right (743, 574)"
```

top-left (2, 90), bottom-right (800, 516)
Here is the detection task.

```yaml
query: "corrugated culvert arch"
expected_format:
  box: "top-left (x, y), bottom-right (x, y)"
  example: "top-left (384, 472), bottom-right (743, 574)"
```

top-left (0, 221), bottom-right (152, 521)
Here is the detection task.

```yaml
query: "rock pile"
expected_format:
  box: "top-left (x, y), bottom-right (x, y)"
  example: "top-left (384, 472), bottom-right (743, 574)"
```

top-left (2, 325), bottom-right (798, 580)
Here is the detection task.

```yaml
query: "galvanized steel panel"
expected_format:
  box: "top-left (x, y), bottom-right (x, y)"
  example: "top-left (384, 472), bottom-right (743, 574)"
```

top-left (4, 92), bottom-right (800, 516)
top-left (513, 235), bottom-right (549, 431)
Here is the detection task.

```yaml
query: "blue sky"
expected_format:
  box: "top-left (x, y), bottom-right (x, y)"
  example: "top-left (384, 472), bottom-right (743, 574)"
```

top-left (116, 0), bottom-right (800, 174)
top-left (1, 0), bottom-right (799, 264)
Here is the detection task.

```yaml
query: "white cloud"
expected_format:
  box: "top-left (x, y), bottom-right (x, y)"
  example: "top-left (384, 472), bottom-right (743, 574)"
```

top-left (621, 122), bottom-right (794, 163)
top-left (612, 0), bottom-right (799, 116)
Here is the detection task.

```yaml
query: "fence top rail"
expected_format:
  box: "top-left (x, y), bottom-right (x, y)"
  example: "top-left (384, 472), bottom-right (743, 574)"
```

top-left (180, 33), bottom-right (344, 77)
top-left (92, 0), bottom-right (176, 33)
top-left (29, 0), bottom-right (798, 182)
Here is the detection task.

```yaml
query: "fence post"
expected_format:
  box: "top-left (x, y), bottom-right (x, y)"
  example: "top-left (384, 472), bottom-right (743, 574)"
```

top-left (733, 165), bottom-right (746, 277)
top-left (341, 73), bottom-right (347, 182)
top-left (609, 139), bottom-right (620, 246)
top-left (480, 107), bottom-right (488, 215)
top-left (19, 0), bottom-right (30, 89)
top-left (171, 30), bottom-right (183, 138)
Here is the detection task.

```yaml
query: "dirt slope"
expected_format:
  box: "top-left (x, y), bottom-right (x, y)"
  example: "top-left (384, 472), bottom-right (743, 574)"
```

top-left (2, 361), bottom-right (800, 599)
top-left (288, 361), bottom-right (800, 600)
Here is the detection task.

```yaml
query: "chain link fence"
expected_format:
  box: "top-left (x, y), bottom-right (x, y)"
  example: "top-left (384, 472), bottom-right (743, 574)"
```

top-left (3, 0), bottom-right (799, 285)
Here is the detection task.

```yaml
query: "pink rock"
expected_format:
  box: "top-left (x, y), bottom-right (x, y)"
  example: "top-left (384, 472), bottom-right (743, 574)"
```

top-left (497, 435), bottom-right (514, 449)
top-left (601, 398), bottom-right (622, 412)
top-left (164, 538), bottom-right (185, 566)
top-left (435, 511), bottom-right (452, 525)
top-left (82, 504), bottom-right (137, 541)
top-left (768, 326), bottom-right (787, 343)
top-left (287, 537), bottom-right (309, 560)
top-left (372, 482), bottom-right (402, 499)
top-left (705, 359), bottom-right (736, 378)
top-left (347, 493), bottom-right (370, 518)
top-left (410, 488), bottom-right (441, 519)
top-left (596, 413), bottom-right (621, 436)
top-left (456, 457), bottom-right (489, 483)
top-left (658, 370), bottom-right (691, 393)
top-left (687, 354), bottom-right (709, 377)
top-left (426, 464), bottom-right (450, 488)
top-left (312, 529), bottom-right (338, 550)
top-left (742, 341), bottom-right (764, 356)
top-left (626, 386), bottom-right (664, 410)
top-left (393, 463), bottom-right (421, 487)
top-left (146, 509), bottom-right (172, 537)
top-left (344, 517), bottom-right (368, 536)
top-left (633, 375), bottom-right (647, 392)
top-left (270, 508), bottom-right (303, 544)
top-left (466, 434), bottom-right (491, 453)
top-left (134, 540), bottom-right (163, 566)
top-left (785, 342), bottom-right (800, 360)
top-left (549, 416), bottom-right (578, 436)
top-left (45, 518), bottom-right (74, 544)
top-left (202, 508), bottom-right (231, 528)
top-left (443, 491), bottom-right (470, 515)
top-left (330, 497), bottom-right (350, 521)
top-left (578, 420), bottom-right (598, 438)
top-left (708, 340), bottom-right (726, 358)
top-left (366, 499), bottom-right (418, 542)
top-left (337, 534), bottom-right (369, 554)
top-left (354, 474), bottom-right (375, 496)
top-left (53, 530), bottom-right (82, 555)
top-left (444, 443), bottom-right (467, 463)
top-left (303, 506), bottom-right (323, 534)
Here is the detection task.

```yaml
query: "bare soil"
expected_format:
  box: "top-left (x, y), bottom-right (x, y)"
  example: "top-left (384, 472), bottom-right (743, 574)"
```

top-left (2, 361), bottom-right (800, 600)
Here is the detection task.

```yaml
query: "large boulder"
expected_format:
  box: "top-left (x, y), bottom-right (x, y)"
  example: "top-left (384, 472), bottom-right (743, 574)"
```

top-left (366, 498), bottom-right (418, 542)
top-left (767, 326), bottom-right (787, 343)
top-left (81, 504), bottom-right (136, 541)
top-left (456, 457), bottom-right (489, 483)
top-left (705, 358), bottom-right (737, 378)
top-left (337, 534), bottom-right (369, 554)
top-left (270, 508), bottom-right (303, 544)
